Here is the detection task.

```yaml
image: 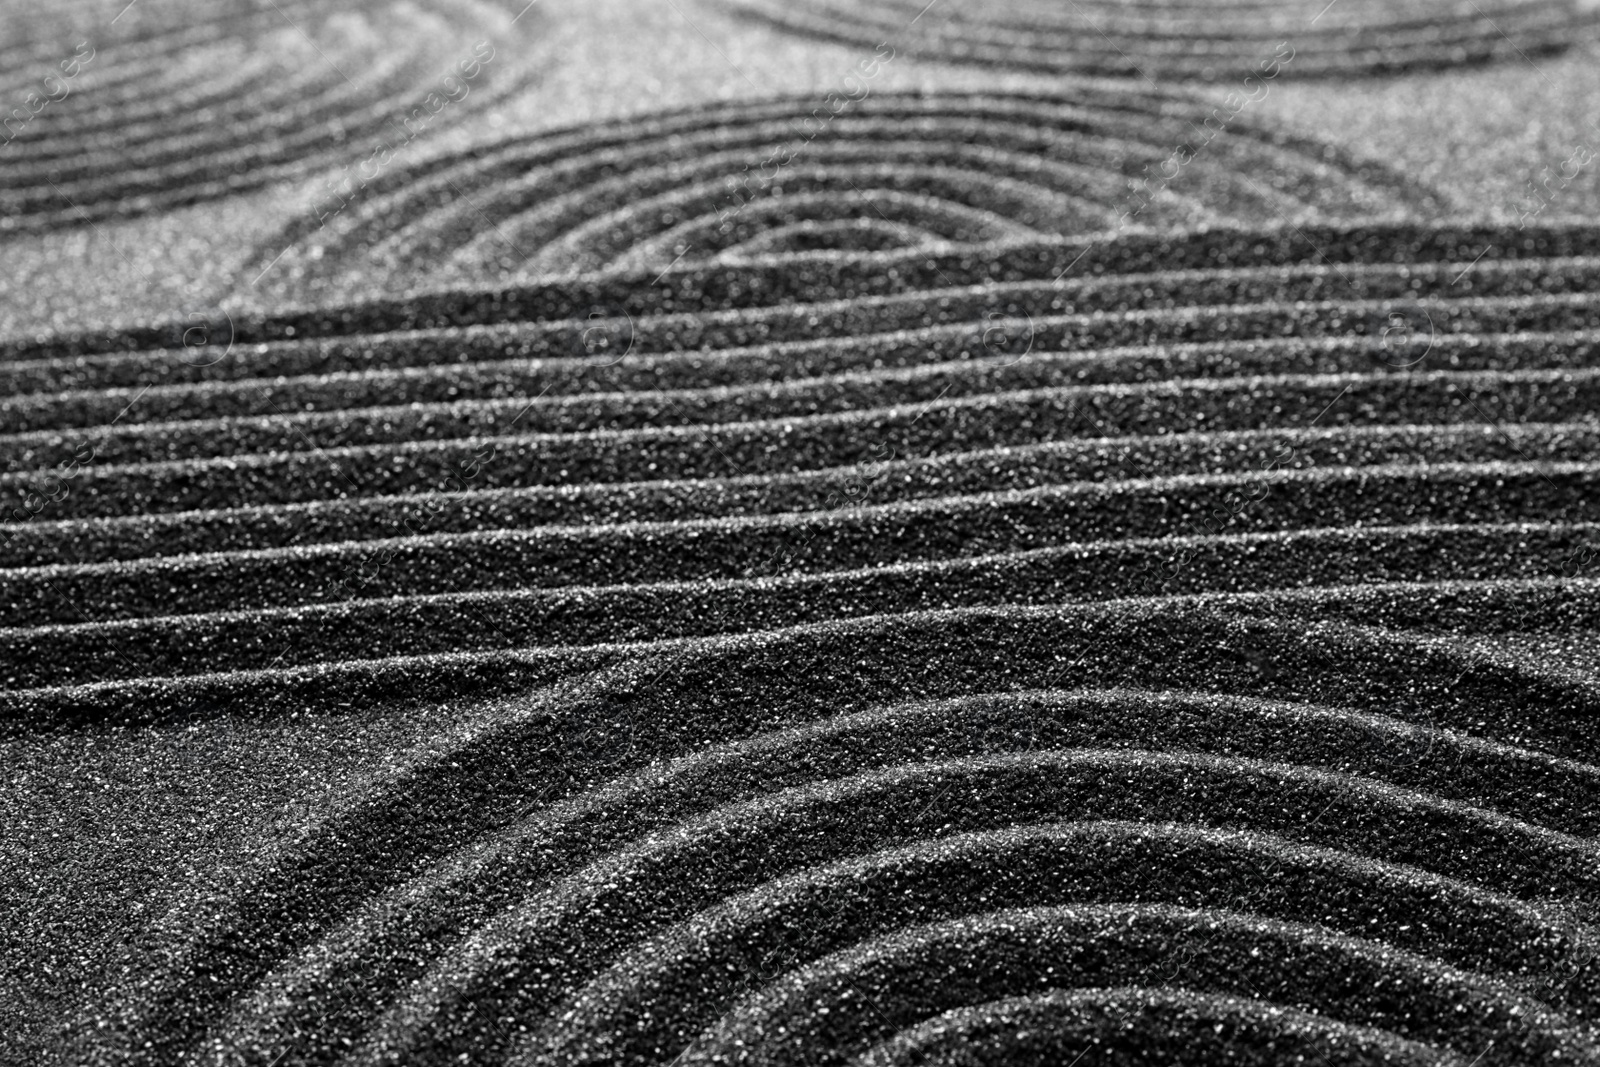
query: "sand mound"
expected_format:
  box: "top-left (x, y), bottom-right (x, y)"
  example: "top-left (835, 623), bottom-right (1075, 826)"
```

top-left (3, 222), bottom-right (1597, 1064)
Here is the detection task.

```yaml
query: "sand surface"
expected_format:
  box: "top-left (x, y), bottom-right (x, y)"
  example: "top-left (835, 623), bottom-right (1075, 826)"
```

top-left (3, 1), bottom-right (1599, 1064)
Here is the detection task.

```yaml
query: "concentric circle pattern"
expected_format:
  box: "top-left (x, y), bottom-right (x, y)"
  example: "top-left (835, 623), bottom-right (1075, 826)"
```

top-left (243, 88), bottom-right (1441, 303)
top-left (0, 0), bottom-right (525, 233)
top-left (722, 0), bottom-right (1600, 79)
top-left (8, 222), bottom-right (1600, 1065)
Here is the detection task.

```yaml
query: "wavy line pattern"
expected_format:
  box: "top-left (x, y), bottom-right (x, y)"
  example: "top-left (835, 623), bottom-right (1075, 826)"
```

top-left (242, 88), bottom-right (1443, 302)
top-left (7, 221), bottom-right (1598, 1065)
top-left (721, 0), bottom-right (1600, 78)
top-left (0, 0), bottom-right (526, 232)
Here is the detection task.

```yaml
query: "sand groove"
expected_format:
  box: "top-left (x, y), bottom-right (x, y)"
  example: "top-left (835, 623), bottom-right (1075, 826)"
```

top-left (0, 0), bottom-right (525, 231)
top-left (721, 0), bottom-right (1600, 79)
top-left (241, 89), bottom-right (1441, 302)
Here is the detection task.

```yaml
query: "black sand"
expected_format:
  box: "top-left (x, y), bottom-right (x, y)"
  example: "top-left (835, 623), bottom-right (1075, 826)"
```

top-left (2, 2), bottom-right (1598, 1065)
